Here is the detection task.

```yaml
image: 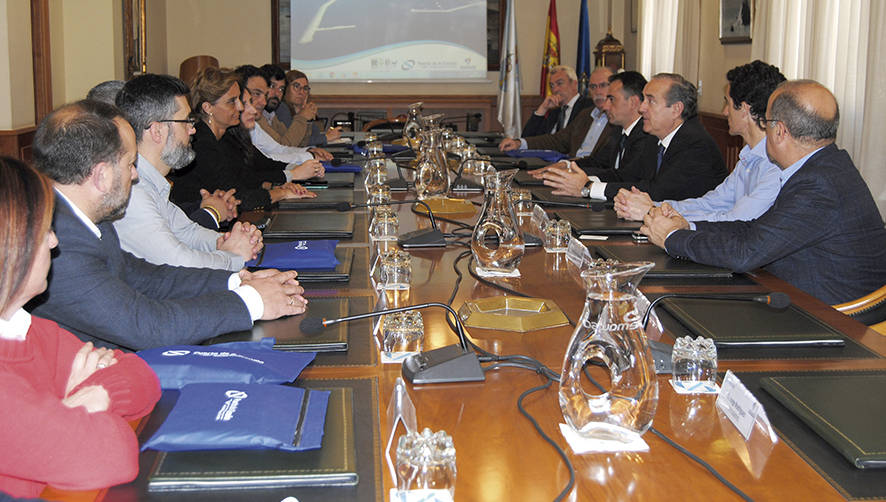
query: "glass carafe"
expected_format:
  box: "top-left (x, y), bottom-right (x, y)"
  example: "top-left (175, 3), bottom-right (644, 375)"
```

top-left (414, 128), bottom-right (450, 199)
top-left (471, 169), bottom-right (524, 273)
top-left (403, 102), bottom-right (423, 150)
top-left (559, 261), bottom-right (659, 442)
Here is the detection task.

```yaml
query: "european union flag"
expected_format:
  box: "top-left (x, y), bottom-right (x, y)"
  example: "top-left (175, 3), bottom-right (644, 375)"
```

top-left (576, 0), bottom-right (591, 96)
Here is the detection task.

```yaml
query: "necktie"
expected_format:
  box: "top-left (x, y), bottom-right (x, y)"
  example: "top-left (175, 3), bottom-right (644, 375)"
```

top-left (656, 144), bottom-right (665, 173)
top-left (615, 133), bottom-right (628, 170)
top-left (557, 106), bottom-right (568, 131)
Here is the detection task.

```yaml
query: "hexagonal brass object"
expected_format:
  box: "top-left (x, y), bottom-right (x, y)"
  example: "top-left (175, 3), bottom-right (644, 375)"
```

top-left (458, 296), bottom-right (569, 332)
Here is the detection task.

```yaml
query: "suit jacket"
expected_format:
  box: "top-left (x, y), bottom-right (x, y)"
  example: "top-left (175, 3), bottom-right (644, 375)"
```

top-left (575, 121), bottom-right (658, 185)
top-left (522, 95), bottom-right (594, 137)
top-left (666, 143), bottom-right (886, 304)
top-left (525, 107), bottom-right (617, 158)
top-left (170, 121), bottom-right (279, 211)
top-left (599, 117), bottom-right (727, 200)
top-left (29, 194), bottom-right (253, 351)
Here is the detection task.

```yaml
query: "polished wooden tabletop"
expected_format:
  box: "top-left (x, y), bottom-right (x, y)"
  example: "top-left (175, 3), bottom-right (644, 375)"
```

top-left (43, 181), bottom-right (886, 502)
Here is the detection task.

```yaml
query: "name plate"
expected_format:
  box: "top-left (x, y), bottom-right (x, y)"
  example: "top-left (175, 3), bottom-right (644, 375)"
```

top-left (716, 370), bottom-right (775, 441)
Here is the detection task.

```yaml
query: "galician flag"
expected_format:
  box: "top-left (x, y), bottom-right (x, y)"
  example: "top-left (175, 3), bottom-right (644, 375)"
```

top-left (540, 0), bottom-right (561, 97)
top-left (497, 0), bottom-right (522, 138)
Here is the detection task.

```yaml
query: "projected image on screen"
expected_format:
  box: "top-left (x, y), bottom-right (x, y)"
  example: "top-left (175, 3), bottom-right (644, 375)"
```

top-left (291, 0), bottom-right (488, 81)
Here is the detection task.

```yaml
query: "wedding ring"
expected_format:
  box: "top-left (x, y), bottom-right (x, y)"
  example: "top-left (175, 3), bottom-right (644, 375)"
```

top-left (288, 296), bottom-right (295, 306)
top-left (97, 362), bottom-right (107, 369)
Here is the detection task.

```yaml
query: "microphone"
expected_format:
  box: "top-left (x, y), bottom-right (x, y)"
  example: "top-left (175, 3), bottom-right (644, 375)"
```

top-left (642, 292), bottom-right (790, 329)
top-left (529, 199), bottom-right (613, 210)
top-left (299, 303), bottom-right (485, 384)
top-left (335, 200), bottom-right (446, 248)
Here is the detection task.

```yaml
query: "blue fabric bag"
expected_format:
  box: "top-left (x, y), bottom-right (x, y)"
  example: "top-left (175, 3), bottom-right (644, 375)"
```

top-left (322, 160), bottom-right (363, 173)
top-left (137, 338), bottom-right (316, 389)
top-left (350, 143), bottom-right (409, 156)
top-left (506, 149), bottom-right (568, 163)
top-left (246, 239), bottom-right (339, 270)
top-left (142, 383), bottom-right (330, 452)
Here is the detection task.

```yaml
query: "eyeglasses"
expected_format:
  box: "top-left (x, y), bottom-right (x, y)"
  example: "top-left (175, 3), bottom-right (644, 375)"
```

top-left (290, 82), bottom-right (311, 93)
top-left (588, 82), bottom-right (610, 90)
top-left (153, 117), bottom-right (198, 127)
top-left (761, 118), bottom-right (781, 129)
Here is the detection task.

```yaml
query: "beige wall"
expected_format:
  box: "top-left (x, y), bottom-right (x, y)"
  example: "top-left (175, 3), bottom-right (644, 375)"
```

top-left (163, 0), bottom-right (272, 77)
top-left (49, 0), bottom-right (123, 107)
top-left (153, 0), bottom-right (633, 97)
top-left (0, 0), bottom-right (35, 129)
top-left (696, 0), bottom-right (751, 113)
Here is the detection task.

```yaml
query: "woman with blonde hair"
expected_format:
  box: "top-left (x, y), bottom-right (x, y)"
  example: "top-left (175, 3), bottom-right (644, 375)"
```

top-left (0, 157), bottom-right (160, 497)
top-left (170, 67), bottom-right (312, 211)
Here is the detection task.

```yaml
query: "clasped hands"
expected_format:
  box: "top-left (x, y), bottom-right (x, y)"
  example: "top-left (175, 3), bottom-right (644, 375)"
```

top-left (639, 203), bottom-right (690, 248)
top-left (217, 221), bottom-right (264, 261)
top-left (239, 268), bottom-right (308, 319)
top-left (200, 188), bottom-right (240, 222)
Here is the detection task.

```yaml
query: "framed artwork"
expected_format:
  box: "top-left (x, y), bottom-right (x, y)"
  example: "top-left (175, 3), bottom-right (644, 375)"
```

top-left (719, 0), bottom-right (752, 44)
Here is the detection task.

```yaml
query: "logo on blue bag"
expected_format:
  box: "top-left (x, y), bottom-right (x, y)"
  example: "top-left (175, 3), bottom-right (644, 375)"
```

top-left (162, 350), bottom-right (191, 356)
top-left (293, 241), bottom-right (308, 250)
top-left (216, 389), bottom-right (248, 421)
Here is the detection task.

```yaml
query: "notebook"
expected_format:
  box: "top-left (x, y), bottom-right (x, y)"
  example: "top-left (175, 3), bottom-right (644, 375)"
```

top-left (276, 189), bottom-right (354, 210)
top-left (262, 212), bottom-right (355, 239)
top-left (660, 297), bottom-right (846, 348)
top-left (761, 372), bottom-right (886, 469)
top-left (147, 386), bottom-right (358, 491)
top-left (207, 297), bottom-right (352, 352)
top-left (595, 245), bottom-right (734, 278)
top-left (556, 209), bottom-right (639, 235)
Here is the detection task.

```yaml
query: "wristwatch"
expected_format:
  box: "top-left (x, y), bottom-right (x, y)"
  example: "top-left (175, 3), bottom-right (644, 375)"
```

top-left (580, 181), bottom-right (592, 198)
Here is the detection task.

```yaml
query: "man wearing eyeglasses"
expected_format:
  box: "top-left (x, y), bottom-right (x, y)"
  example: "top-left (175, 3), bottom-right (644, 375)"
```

top-left (268, 69), bottom-right (341, 148)
top-left (642, 80), bottom-right (886, 304)
top-left (113, 73), bottom-right (262, 272)
top-left (498, 67), bottom-right (616, 158)
top-left (521, 66), bottom-right (593, 137)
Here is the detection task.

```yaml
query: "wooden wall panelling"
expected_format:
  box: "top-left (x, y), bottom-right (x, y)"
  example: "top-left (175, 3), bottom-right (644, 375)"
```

top-left (699, 111), bottom-right (742, 172)
top-left (0, 127), bottom-right (37, 163)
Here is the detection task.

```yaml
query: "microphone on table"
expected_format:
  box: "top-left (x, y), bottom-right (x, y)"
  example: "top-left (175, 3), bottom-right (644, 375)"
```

top-left (642, 292), bottom-right (791, 329)
top-left (529, 199), bottom-right (613, 210)
top-left (335, 200), bottom-right (446, 248)
top-left (299, 303), bottom-right (485, 384)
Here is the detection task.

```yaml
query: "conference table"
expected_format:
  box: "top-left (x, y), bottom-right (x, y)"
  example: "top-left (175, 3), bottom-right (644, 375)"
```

top-left (42, 145), bottom-right (886, 502)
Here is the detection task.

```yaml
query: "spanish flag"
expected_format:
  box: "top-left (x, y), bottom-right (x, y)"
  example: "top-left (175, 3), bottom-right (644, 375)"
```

top-left (540, 0), bottom-right (560, 97)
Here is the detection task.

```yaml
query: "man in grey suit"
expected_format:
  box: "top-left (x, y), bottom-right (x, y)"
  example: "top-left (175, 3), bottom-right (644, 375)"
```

top-left (29, 99), bottom-right (308, 350)
top-left (642, 80), bottom-right (886, 304)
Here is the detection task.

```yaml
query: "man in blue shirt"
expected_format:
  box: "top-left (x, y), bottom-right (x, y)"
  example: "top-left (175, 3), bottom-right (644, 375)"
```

top-left (614, 61), bottom-right (786, 223)
top-left (641, 80), bottom-right (886, 304)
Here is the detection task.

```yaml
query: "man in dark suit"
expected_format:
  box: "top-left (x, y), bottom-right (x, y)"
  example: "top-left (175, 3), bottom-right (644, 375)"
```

top-left (540, 72), bottom-right (727, 201)
top-left (498, 67), bottom-right (616, 158)
top-left (534, 71), bottom-right (657, 195)
top-left (642, 80), bottom-right (886, 304)
top-left (29, 99), bottom-right (309, 351)
top-left (521, 66), bottom-right (594, 137)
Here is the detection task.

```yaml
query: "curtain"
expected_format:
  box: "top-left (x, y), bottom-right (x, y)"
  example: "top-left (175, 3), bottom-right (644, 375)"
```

top-left (753, 0), bottom-right (886, 217)
top-left (638, 0), bottom-right (701, 81)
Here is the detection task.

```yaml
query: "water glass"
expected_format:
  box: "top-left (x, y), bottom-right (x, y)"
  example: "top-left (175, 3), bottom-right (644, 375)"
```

top-left (543, 220), bottom-right (572, 253)
top-left (369, 209), bottom-right (399, 241)
top-left (383, 311), bottom-right (424, 352)
top-left (367, 184), bottom-right (392, 211)
top-left (510, 189), bottom-right (533, 216)
top-left (366, 140), bottom-right (384, 158)
top-left (380, 249), bottom-right (412, 288)
top-left (671, 336), bottom-right (718, 383)
top-left (396, 428), bottom-right (457, 497)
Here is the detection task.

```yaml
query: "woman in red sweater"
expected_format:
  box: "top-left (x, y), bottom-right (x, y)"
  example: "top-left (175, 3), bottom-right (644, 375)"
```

top-left (0, 157), bottom-right (161, 498)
